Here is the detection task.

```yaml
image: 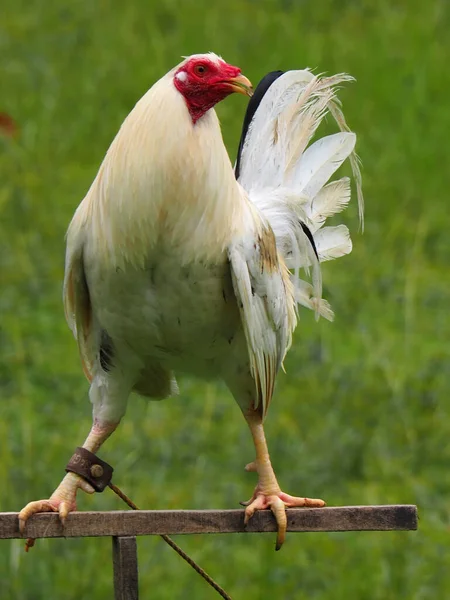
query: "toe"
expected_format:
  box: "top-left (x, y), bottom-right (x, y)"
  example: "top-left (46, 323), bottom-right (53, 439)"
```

top-left (244, 495), bottom-right (269, 525)
top-left (279, 492), bottom-right (326, 508)
top-left (240, 485), bottom-right (258, 507)
top-left (78, 479), bottom-right (95, 495)
top-left (58, 501), bottom-right (71, 525)
top-left (267, 496), bottom-right (287, 551)
top-left (18, 500), bottom-right (57, 534)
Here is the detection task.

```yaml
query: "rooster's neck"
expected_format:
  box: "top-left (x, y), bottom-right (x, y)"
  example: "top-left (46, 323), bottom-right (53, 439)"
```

top-left (81, 78), bottom-right (247, 269)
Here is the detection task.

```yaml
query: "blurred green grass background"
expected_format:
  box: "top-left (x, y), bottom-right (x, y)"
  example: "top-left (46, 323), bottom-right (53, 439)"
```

top-left (1, 0), bottom-right (450, 598)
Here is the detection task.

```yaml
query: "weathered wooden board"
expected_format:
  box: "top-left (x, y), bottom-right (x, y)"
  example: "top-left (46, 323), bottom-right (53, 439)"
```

top-left (112, 536), bottom-right (139, 600)
top-left (0, 505), bottom-right (417, 540)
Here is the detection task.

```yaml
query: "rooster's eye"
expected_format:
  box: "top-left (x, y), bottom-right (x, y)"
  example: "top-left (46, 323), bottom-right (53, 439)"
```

top-left (194, 64), bottom-right (208, 76)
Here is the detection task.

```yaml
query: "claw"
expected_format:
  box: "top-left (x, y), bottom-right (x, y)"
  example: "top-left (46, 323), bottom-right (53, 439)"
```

top-left (58, 502), bottom-right (70, 525)
top-left (18, 472), bottom-right (94, 550)
top-left (240, 484), bottom-right (258, 507)
top-left (243, 490), bottom-right (326, 550)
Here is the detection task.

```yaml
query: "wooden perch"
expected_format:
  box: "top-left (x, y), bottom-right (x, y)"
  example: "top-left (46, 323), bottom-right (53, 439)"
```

top-left (0, 505), bottom-right (417, 540)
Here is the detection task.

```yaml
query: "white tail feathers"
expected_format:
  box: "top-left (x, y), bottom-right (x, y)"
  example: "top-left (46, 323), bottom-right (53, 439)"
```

top-left (309, 177), bottom-right (351, 231)
top-left (238, 69), bottom-right (363, 320)
top-left (295, 280), bottom-right (335, 321)
top-left (314, 224), bottom-right (352, 262)
top-left (293, 132), bottom-right (356, 199)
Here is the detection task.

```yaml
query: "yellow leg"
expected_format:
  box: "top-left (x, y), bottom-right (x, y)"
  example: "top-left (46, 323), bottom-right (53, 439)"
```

top-left (19, 420), bottom-right (118, 534)
top-left (243, 412), bottom-right (325, 550)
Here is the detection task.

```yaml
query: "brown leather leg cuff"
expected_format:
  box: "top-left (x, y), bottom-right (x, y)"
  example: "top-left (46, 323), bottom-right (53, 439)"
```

top-left (66, 447), bottom-right (114, 492)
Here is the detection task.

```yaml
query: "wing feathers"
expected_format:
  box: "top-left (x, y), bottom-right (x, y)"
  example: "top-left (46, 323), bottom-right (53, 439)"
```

top-left (63, 244), bottom-right (94, 382)
top-left (228, 223), bottom-right (296, 419)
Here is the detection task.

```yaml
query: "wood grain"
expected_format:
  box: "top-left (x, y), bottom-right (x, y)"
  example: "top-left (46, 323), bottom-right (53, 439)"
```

top-left (112, 536), bottom-right (139, 600)
top-left (0, 505), bottom-right (417, 540)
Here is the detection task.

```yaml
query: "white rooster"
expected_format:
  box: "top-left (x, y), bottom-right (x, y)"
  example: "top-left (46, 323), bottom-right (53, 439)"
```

top-left (19, 53), bottom-right (363, 550)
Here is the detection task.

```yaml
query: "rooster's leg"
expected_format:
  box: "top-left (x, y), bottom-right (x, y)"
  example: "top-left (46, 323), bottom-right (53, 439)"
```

top-left (18, 419), bottom-right (118, 533)
top-left (242, 411), bottom-right (325, 550)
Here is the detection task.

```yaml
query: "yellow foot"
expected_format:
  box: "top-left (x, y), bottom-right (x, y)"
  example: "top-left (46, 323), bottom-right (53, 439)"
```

top-left (242, 488), bottom-right (326, 551)
top-left (18, 472), bottom-right (95, 547)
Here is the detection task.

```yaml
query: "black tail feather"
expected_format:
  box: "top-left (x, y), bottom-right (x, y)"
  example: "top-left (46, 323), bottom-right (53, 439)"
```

top-left (234, 70), bottom-right (284, 180)
top-left (300, 221), bottom-right (319, 260)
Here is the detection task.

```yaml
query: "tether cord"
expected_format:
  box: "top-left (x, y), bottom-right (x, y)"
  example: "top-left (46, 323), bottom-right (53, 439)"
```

top-left (108, 482), bottom-right (232, 600)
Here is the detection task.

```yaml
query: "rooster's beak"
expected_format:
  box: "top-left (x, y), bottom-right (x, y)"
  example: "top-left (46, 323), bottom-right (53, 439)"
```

top-left (224, 74), bottom-right (253, 97)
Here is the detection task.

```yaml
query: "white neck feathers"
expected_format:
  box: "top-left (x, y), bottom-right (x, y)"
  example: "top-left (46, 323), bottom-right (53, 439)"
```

top-left (76, 74), bottom-right (245, 268)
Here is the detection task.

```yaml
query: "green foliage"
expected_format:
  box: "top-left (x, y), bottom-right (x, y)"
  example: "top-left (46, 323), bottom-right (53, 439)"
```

top-left (1, 0), bottom-right (449, 598)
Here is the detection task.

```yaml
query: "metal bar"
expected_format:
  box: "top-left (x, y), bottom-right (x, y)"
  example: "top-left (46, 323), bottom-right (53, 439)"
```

top-left (112, 536), bottom-right (139, 600)
top-left (0, 505), bottom-right (418, 540)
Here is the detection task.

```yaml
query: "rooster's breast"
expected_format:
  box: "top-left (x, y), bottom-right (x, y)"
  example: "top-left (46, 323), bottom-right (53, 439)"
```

top-left (87, 249), bottom-right (243, 378)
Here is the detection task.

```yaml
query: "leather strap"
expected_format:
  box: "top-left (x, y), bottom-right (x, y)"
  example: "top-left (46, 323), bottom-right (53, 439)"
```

top-left (66, 447), bottom-right (114, 492)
